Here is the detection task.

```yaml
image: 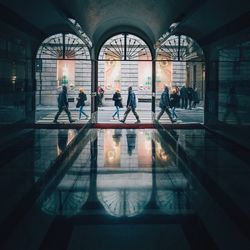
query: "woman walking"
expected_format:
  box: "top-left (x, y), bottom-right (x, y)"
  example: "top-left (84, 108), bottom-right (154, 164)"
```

top-left (112, 89), bottom-right (122, 120)
top-left (77, 88), bottom-right (88, 120)
top-left (170, 88), bottom-right (179, 120)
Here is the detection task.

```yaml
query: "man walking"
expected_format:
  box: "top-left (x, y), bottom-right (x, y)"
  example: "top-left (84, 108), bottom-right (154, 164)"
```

top-left (53, 85), bottom-right (74, 123)
top-left (120, 86), bottom-right (140, 123)
top-left (157, 86), bottom-right (175, 123)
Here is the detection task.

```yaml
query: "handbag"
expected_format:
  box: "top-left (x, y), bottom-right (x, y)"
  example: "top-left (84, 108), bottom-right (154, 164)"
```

top-left (76, 100), bottom-right (81, 108)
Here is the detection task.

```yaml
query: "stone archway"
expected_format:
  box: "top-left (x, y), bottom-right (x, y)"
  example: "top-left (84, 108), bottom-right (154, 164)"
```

top-left (97, 33), bottom-right (153, 123)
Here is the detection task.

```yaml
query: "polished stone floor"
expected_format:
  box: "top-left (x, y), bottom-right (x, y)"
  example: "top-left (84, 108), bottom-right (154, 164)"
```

top-left (0, 128), bottom-right (249, 250)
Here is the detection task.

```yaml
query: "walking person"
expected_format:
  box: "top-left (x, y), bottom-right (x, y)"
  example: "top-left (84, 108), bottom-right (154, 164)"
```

top-left (112, 89), bottom-right (122, 120)
top-left (180, 85), bottom-right (188, 109)
top-left (97, 86), bottom-right (104, 107)
top-left (53, 85), bottom-right (74, 123)
top-left (170, 88), bottom-right (179, 120)
top-left (156, 86), bottom-right (175, 123)
top-left (76, 88), bottom-right (88, 120)
top-left (192, 87), bottom-right (200, 108)
top-left (187, 86), bottom-right (194, 110)
top-left (120, 86), bottom-right (140, 123)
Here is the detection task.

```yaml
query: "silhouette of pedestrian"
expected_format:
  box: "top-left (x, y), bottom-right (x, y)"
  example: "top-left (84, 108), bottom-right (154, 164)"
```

top-left (157, 86), bottom-right (175, 123)
top-left (53, 86), bottom-right (74, 123)
top-left (223, 85), bottom-right (241, 124)
top-left (120, 86), bottom-right (140, 123)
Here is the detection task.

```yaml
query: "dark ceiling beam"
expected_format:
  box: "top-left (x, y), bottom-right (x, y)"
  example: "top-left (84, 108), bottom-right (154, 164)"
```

top-left (198, 10), bottom-right (250, 46)
top-left (156, 0), bottom-right (208, 46)
top-left (0, 3), bottom-right (45, 39)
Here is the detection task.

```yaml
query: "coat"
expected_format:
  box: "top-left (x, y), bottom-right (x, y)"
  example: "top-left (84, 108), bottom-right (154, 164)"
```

top-left (159, 90), bottom-right (170, 109)
top-left (57, 89), bottom-right (68, 108)
top-left (78, 92), bottom-right (87, 106)
top-left (112, 92), bottom-right (122, 107)
top-left (170, 93), bottom-right (179, 108)
top-left (127, 90), bottom-right (137, 108)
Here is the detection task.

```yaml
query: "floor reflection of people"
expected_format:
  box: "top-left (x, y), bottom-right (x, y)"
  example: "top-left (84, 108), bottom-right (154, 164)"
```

top-left (223, 85), bottom-right (241, 125)
top-left (58, 130), bottom-right (68, 154)
top-left (112, 129), bottom-right (122, 146)
top-left (126, 129), bottom-right (136, 155)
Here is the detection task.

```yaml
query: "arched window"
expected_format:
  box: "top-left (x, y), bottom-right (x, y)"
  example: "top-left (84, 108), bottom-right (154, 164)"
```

top-left (97, 33), bottom-right (152, 108)
top-left (35, 33), bottom-right (92, 109)
top-left (99, 33), bottom-right (152, 61)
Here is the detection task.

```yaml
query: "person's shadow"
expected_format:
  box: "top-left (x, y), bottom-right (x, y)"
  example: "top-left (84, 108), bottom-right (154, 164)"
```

top-left (126, 129), bottom-right (136, 155)
top-left (223, 85), bottom-right (241, 125)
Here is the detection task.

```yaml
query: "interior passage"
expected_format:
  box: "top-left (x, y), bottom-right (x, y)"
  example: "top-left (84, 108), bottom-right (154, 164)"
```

top-left (0, 127), bottom-right (249, 250)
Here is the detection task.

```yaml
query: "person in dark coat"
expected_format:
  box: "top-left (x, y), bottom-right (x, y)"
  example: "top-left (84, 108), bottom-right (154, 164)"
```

top-left (77, 88), bottom-right (88, 120)
top-left (112, 89), bottom-right (122, 120)
top-left (192, 88), bottom-right (200, 108)
top-left (157, 86), bottom-right (175, 122)
top-left (170, 89), bottom-right (179, 120)
top-left (120, 86), bottom-right (140, 123)
top-left (180, 86), bottom-right (188, 109)
top-left (187, 86), bottom-right (194, 109)
top-left (53, 85), bottom-right (74, 123)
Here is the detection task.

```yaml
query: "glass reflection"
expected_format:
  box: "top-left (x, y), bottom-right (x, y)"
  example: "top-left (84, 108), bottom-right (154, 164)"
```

top-left (154, 132), bottom-right (192, 215)
top-left (41, 166), bottom-right (90, 217)
top-left (57, 129), bottom-right (77, 155)
top-left (97, 129), bottom-right (153, 217)
top-left (103, 129), bottom-right (121, 168)
top-left (126, 129), bottom-right (136, 155)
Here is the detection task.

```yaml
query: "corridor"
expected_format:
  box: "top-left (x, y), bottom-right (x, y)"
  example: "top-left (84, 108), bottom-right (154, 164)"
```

top-left (0, 126), bottom-right (249, 249)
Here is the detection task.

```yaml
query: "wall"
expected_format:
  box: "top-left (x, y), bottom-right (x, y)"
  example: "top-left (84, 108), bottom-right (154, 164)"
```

top-left (0, 20), bottom-right (36, 124)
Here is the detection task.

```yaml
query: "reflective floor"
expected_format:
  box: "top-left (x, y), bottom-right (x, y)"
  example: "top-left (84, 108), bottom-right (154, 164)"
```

top-left (0, 128), bottom-right (250, 249)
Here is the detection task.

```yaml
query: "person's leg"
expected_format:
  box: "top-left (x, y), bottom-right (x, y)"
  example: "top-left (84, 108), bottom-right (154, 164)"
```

top-left (188, 99), bottom-right (192, 109)
top-left (112, 106), bottom-right (118, 119)
top-left (184, 98), bottom-right (188, 109)
top-left (116, 106), bottom-right (120, 119)
top-left (80, 106), bottom-right (88, 118)
top-left (53, 107), bottom-right (63, 122)
top-left (121, 107), bottom-right (131, 122)
top-left (157, 109), bottom-right (164, 120)
top-left (64, 107), bottom-right (74, 122)
top-left (79, 106), bottom-right (82, 120)
top-left (172, 107), bottom-right (177, 118)
top-left (132, 108), bottom-right (140, 122)
top-left (165, 107), bottom-right (175, 123)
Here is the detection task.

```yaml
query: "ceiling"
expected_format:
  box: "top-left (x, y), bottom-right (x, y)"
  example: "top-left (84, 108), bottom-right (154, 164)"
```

top-left (0, 0), bottom-right (250, 46)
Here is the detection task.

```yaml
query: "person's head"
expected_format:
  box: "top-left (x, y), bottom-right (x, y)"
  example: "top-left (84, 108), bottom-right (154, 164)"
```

top-left (79, 88), bottom-right (84, 93)
top-left (128, 86), bottom-right (132, 92)
top-left (164, 86), bottom-right (169, 92)
top-left (62, 85), bottom-right (67, 92)
top-left (116, 89), bottom-right (120, 93)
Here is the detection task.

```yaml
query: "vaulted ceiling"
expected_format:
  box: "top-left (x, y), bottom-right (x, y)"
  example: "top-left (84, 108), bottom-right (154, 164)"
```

top-left (0, 0), bottom-right (250, 46)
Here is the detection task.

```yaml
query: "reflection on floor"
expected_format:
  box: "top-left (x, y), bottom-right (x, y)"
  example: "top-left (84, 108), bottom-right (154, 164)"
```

top-left (0, 128), bottom-right (249, 249)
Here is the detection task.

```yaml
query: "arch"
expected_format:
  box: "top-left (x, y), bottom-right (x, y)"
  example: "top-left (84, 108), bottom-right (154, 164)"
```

top-left (96, 32), bottom-right (153, 116)
top-left (155, 34), bottom-right (206, 117)
top-left (156, 34), bottom-right (204, 62)
top-left (36, 33), bottom-right (91, 60)
top-left (35, 32), bottom-right (92, 114)
top-left (94, 23), bottom-right (155, 59)
top-left (98, 33), bottom-right (153, 61)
